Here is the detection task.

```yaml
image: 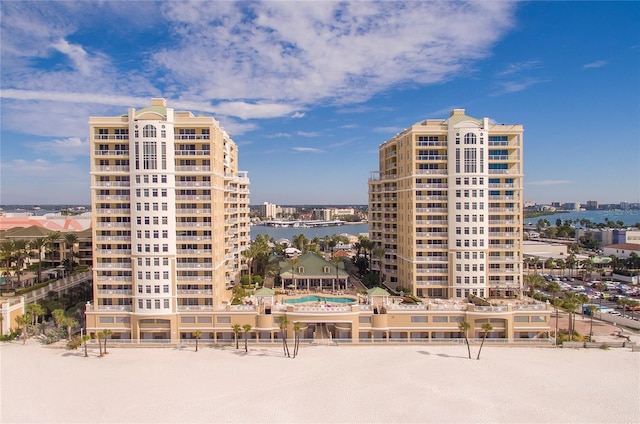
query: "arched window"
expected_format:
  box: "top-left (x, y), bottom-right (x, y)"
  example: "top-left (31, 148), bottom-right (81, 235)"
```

top-left (143, 124), bottom-right (157, 138)
top-left (464, 133), bottom-right (477, 145)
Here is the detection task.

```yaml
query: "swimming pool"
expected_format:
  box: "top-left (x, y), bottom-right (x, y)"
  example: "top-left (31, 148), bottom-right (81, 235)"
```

top-left (284, 295), bottom-right (357, 304)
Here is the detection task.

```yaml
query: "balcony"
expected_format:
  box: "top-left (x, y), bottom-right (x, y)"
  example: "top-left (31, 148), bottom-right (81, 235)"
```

top-left (95, 208), bottom-right (131, 214)
top-left (96, 249), bottom-right (132, 255)
top-left (176, 221), bottom-right (212, 228)
top-left (415, 208), bottom-right (447, 213)
top-left (175, 166), bottom-right (211, 172)
top-left (95, 236), bottom-right (130, 241)
top-left (415, 169), bottom-right (447, 175)
top-left (95, 181), bottom-right (130, 187)
top-left (416, 244), bottom-right (448, 250)
top-left (94, 166), bottom-right (130, 172)
top-left (174, 150), bottom-right (211, 155)
top-left (176, 236), bottom-right (209, 241)
top-left (174, 135), bottom-right (210, 140)
top-left (489, 232), bottom-right (519, 237)
top-left (416, 268), bottom-right (448, 274)
top-left (95, 222), bottom-right (131, 228)
top-left (177, 289), bottom-right (213, 295)
top-left (175, 195), bottom-right (211, 201)
top-left (488, 196), bottom-right (517, 201)
top-left (95, 195), bottom-right (130, 201)
top-left (177, 249), bottom-right (213, 255)
top-left (176, 276), bottom-right (212, 282)
top-left (93, 134), bottom-right (129, 140)
top-left (488, 208), bottom-right (517, 213)
top-left (416, 195), bottom-right (447, 201)
top-left (97, 305), bottom-right (132, 311)
top-left (415, 256), bottom-right (448, 262)
top-left (416, 232), bottom-right (448, 238)
top-left (177, 305), bottom-right (214, 311)
top-left (416, 155), bottom-right (447, 161)
top-left (490, 244), bottom-right (519, 249)
top-left (97, 289), bottom-right (133, 295)
top-left (176, 263), bottom-right (213, 269)
top-left (95, 276), bottom-right (132, 282)
top-left (94, 262), bottom-right (132, 269)
top-left (176, 209), bottom-right (212, 215)
top-left (94, 150), bottom-right (129, 156)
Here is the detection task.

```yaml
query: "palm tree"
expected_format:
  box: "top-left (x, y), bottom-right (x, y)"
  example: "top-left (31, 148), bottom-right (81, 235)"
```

top-left (458, 320), bottom-right (471, 359)
top-left (0, 240), bottom-right (15, 288)
top-left (12, 239), bottom-right (29, 288)
top-left (25, 303), bottom-right (45, 334)
top-left (102, 329), bottom-right (113, 354)
top-left (293, 322), bottom-right (303, 358)
top-left (563, 294), bottom-right (580, 341)
top-left (331, 255), bottom-right (342, 292)
top-left (286, 256), bottom-right (299, 291)
top-left (372, 247), bottom-right (385, 283)
top-left (45, 231), bottom-right (62, 266)
top-left (52, 309), bottom-right (66, 330)
top-left (192, 330), bottom-right (202, 352)
top-left (587, 305), bottom-right (597, 340)
top-left (81, 334), bottom-right (91, 357)
top-left (242, 324), bottom-right (252, 353)
top-left (232, 324), bottom-right (241, 349)
top-left (96, 332), bottom-right (104, 357)
top-left (276, 316), bottom-right (290, 357)
top-left (15, 314), bottom-right (31, 344)
top-left (63, 233), bottom-right (79, 272)
top-left (30, 237), bottom-right (48, 284)
top-left (242, 244), bottom-right (260, 287)
top-left (476, 322), bottom-right (493, 360)
top-left (62, 316), bottom-right (78, 341)
top-left (548, 281), bottom-right (561, 344)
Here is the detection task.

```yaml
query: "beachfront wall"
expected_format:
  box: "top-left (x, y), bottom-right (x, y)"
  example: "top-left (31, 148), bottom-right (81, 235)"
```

top-left (1, 296), bottom-right (24, 335)
top-left (85, 301), bottom-right (551, 343)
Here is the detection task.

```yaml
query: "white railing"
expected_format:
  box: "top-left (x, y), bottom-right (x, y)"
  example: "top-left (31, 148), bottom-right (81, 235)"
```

top-left (95, 236), bottom-right (131, 241)
top-left (176, 263), bottom-right (213, 269)
top-left (177, 249), bottom-right (212, 255)
top-left (175, 195), bottom-right (211, 201)
top-left (95, 208), bottom-right (131, 214)
top-left (96, 249), bottom-right (131, 255)
top-left (97, 305), bottom-right (132, 311)
top-left (94, 166), bottom-right (130, 172)
top-left (94, 262), bottom-right (132, 268)
top-left (94, 150), bottom-right (129, 156)
top-left (95, 195), bottom-right (130, 201)
top-left (95, 182), bottom-right (130, 187)
top-left (174, 150), bottom-right (211, 155)
top-left (95, 222), bottom-right (131, 228)
top-left (95, 276), bottom-right (132, 282)
top-left (97, 289), bottom-right (132, 295)
top-left (176, 209), bottom-right (212, 214)
top-left (175, 166), bottom-right (211, 172)
top-left (177, 305), bottom-right (214, 311)
top-left (177, 289), bottom-right (213, 295)
top-left (176, 222), bottom-right (212, 227)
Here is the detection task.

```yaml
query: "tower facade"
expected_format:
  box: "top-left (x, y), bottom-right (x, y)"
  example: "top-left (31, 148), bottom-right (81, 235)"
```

top-left (87, 98), bottom-right (250, 340)
top-left (368, 109), bottom-right (523, 299)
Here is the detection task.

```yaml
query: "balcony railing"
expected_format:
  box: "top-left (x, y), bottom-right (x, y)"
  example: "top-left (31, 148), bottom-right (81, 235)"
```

top-left (94, 166), bottom-right (130, 172)
top-left (95, 208), bottom-right (131, 214)
top-left (177, 289), bottom-right (213, 295)
top-left (97, 305), bottom-right (132, 311)
top-left (175, 195), bottom-right (211, 201)
top-left (176, 209), bottom-right (212, 214)
top-left (94, 150), bottom-right (130, 156)
top-left (177, 249), bottom-right (212, 255)
top-left (95, 276), bottom-right (132, 282)
top-left (96, 249), bottom-right (132, 255)
top-left (177, 305), bottom-right (214, 311)
top-left (95, 222), bottom-right (131, 228)
top-left (176, 181), bottom-right (210, 187)
top-left (176, 263), bottom-right (213, 269)
top-left (97, 289), bottom-right (132, 295)
top-left (175, 166), bottom-right (211, 172)
top-left (94, 181), bottom-right (130, 187)
top-left (95, 195), bottom-right (130, 201)
top-left (174, 150), bottom-right (211, 155)
top-left (94, 262), bottom-right (132, 269)
top-left (176, 222), bottom-right (212, 227)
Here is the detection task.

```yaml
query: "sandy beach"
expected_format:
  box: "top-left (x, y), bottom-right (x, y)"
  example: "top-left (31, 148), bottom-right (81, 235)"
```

top-left (1, 339), bottom-right (638, 424)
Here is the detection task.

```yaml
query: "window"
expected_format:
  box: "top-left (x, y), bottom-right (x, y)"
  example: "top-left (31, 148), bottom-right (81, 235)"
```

top-left (143, 124), bottom-right (156, 138)
top-left (464, 133), bottom-right (477, 144)
top-left (143, 141), bottom-right (157, 170)
top-left (411, 316), bottom-right (428, 323)
top-left (164, 299), bottom-right (170, 309)
top-left (217, 316), bottom-right (231, 324)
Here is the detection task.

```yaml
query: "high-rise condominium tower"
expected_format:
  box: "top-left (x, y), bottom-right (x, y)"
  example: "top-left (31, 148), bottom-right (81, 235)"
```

top-left (368, 109), bottom-right (523, 300)
top-left (87, 98), bottom-right (250, 341)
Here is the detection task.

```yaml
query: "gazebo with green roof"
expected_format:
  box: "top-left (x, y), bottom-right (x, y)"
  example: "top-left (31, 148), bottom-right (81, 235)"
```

top-left (279, 252), bottom-right (349, 292)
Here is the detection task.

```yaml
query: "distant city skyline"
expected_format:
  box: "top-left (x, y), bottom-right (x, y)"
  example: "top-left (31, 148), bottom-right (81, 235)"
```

top-left (1, 1), bottom-right (639, 205)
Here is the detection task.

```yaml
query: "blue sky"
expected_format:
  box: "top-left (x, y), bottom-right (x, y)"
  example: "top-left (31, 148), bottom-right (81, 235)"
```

top-left (1, 1), bottom-right (638, 206)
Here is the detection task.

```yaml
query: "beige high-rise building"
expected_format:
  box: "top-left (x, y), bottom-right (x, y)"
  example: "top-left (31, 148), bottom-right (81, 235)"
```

top-left (86, 98), bottom-right (250, 341)
top-left (369, 109), bottom-right (523, 300)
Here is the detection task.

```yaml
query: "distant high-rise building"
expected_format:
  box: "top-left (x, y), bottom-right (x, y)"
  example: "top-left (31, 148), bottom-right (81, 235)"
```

top-left (368, 109), bottom-right (524, 299)
top-left (259, 202), bottom-right (278, 219)
top-left (87, 98), bottom-right (250, 341)
top-left (586, 200), bottom-right (599, 210)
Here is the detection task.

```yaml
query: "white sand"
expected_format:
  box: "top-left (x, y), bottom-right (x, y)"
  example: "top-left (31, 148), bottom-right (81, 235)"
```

top-left (1, 341), bottom-right (638, 424)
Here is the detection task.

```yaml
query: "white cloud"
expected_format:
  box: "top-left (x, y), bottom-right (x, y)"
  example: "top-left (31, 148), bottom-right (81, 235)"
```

top-left (296, 131), bottom-right (320, 137)
top-left (26, 137), bottom-right (89, 159)
top-left (291, 112), bottom-right (305, 118)
top-left (373, 126), bottom-right (403, 134)
top-left (495, 78), bottom-right (548, 95)
top-left (498, 60), bottom-right (541, 76)
top-left (266, 133), bottom-right (292, 139)
top-left (292, 147), bottom-right (323, 153)
top-left (583, 60), bottom-right (607, 69)
top-left (526, 180), bottom-right (571, 186)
